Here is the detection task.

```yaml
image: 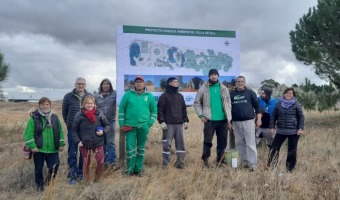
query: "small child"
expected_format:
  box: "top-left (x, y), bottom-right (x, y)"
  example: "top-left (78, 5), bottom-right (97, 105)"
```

top-left (72, 96), bottom-right (110, 183)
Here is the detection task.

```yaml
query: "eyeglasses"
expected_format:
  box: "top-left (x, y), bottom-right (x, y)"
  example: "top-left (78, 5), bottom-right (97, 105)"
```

top-left (76, 83), bottom-right (85, 85)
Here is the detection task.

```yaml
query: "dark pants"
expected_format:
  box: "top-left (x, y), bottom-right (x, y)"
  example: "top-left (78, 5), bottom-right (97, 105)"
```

top-left (67, 130), bottom-right (83, 179)
top-left (33, 152), bottom-right (59, 188)
top-left (104, 122), bottom-right (117, 165)
top-left (202, 120), bottom-right (228, 162)
top-left (267, 133), bottom-right (300, 171)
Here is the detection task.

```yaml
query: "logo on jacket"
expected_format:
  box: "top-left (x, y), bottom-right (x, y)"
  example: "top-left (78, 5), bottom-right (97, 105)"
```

top-left (144, 96), bottom-right (148, 101)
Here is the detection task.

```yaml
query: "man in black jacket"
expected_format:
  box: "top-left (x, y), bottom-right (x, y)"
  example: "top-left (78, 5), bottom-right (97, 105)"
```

top-left (157, 77), bottom-right (189, 169)
top-left (62, 77), bottom-right (92, 184)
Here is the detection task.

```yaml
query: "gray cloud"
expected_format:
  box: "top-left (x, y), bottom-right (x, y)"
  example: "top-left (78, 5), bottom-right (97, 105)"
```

top-left (0, 0), bottom-right (323, 99)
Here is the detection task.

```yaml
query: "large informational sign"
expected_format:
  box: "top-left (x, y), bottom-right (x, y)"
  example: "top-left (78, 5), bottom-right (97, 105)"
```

top-left (116, 25), bottom-right (240, 105)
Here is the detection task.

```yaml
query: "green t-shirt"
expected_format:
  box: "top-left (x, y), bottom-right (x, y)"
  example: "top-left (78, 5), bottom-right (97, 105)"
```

top-left (209, 82), bottom-right (226, 121)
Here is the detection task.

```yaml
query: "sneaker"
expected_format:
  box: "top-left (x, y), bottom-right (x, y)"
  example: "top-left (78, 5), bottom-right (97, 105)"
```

top-left (78, 175), bottom-right (84, 182)
top-left (122, 171), bottom-right (134, 177)
top-left (69, 179), bottom-right (77, 185)
top-left (37, 185), bottom-right (44, 192)
top-left (202, 160), bottom-right (210, 168)
top-left (175, 163), bottom-right (185, 169)
top-left (162, 165), bottom-right (168, 170)
top-left (135, 171), bottom-right (144, 177)
top-left (249, 165), bottom-right (257, 172)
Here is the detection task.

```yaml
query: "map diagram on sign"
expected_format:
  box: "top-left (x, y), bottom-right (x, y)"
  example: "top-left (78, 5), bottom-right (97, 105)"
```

top-left (129, 39), bottom-right (233, 74)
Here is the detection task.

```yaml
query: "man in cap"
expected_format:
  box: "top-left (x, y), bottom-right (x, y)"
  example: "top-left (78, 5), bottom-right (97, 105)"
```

top-left (118, 75), bottom-right (157, 177)
top-left (157, 77), bottom-right (189, 169)
top-left (194, 69), bottom-right (232, 167)
top-left (95, 78), bottom-right (117, 167)
top-left (229, 76), bottom-right (261, 171)
top-left (62, 77), bottom-right (92, 184)
top-left (256, 87), bottom-right (278, 148)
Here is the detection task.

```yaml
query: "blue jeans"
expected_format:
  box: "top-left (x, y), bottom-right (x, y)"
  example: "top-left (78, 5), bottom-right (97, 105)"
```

top-left (67, 130), bottom-right (83, 179)
top-left (104, 122), bottom-right (117, 164)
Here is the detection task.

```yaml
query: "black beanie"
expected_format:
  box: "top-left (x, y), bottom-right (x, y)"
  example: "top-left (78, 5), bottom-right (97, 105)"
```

top-left (166, 77), bottom-right (177, 85)
top-left (208, 69), bottom-right (219, 77)
top-left (262, 87), bottom-right (273, 99)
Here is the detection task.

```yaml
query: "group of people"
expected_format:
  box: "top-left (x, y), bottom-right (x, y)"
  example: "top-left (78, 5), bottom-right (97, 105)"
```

top-left (24, 77), bottom-right (118, 190)
top-left (23, 69), bottom-right (304, 191)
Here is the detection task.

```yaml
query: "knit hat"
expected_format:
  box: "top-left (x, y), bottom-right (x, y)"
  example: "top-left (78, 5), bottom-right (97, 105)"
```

top-left (262, 87), bottom-right (273, 99)
top-left (208, 69), bottom-right (219, 77)
top-left (166, 77), bottom-right (177, 85)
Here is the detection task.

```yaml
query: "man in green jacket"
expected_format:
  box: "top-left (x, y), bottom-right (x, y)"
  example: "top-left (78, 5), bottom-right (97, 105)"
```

top-left (118, 76), bottom-right (157, 177)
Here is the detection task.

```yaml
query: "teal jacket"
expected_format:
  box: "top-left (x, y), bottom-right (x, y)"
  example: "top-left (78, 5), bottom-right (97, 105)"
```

top-left (24, 114), bottom-right (65, 153)
top-left (118, 87), bottom-right (157, 127)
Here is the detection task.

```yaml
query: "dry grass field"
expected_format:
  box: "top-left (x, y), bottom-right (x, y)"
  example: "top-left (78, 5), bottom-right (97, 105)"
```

top-left (0, 101), bottom-right (340, 200)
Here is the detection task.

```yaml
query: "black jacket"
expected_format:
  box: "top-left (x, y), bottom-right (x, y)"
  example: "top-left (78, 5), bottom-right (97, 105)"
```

top-left (157, 88), bottom-right (189, 124)
top-left (62, 89), bottom-right (93, 130)
top-left (270, 101), bottom-right (304, 130)
top-left (229, 88), bottom-right (261, 121)
top-left (72, 109), bottom-right (110, 148)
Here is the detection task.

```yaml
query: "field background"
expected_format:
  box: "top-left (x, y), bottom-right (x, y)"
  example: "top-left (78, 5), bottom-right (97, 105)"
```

top-left (0, 101), bottom-right (340, 200)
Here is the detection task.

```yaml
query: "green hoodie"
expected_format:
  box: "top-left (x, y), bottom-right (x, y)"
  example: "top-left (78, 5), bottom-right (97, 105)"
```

top-left (118, 88), bottom-right (157, 127)
top-left (24, 116), bottom-right (65, 153)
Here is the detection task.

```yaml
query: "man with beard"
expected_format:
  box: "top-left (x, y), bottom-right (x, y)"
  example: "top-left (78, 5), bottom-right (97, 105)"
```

top-left (194, 69), bottom-right (232, 167)
top-left (256, 88), bottom-right (278, 148)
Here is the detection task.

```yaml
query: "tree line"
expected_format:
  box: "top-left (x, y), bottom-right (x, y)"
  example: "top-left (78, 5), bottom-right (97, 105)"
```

top-left (260, 78), bottom-right (339, 113)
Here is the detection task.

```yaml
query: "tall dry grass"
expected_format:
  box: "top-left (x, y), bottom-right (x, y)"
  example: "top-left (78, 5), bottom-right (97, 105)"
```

top-left (0, 102), bottom-right (340, 200)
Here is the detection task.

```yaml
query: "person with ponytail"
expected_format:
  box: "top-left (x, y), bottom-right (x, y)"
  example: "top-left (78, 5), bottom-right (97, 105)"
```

top-left (72, 96), bottom-right (110, 183)
top-left (24, 97), bottom-right (65, 192)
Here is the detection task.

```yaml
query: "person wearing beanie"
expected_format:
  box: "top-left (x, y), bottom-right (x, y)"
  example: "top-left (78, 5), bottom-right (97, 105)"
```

top-left (157, 77), bottom-right (189, 169)
top-left (119, 75), bottom-right (157, 177)
top-left (229, 76), bottom-right (262, 171)
top-left (95, 78), bottom-right (117, 168)
top-left (194, 69), bottom-right (232, 167)
top-left (255, 87), bottom-right (278, 148)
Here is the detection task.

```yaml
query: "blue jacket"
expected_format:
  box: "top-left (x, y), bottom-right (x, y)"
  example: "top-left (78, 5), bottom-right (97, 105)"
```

top-left (258, 97), bottom-right (278, 128)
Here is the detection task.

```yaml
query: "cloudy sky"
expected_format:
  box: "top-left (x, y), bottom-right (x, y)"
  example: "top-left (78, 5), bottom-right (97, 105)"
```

top-left (0, 0), bottom-right (323, 99)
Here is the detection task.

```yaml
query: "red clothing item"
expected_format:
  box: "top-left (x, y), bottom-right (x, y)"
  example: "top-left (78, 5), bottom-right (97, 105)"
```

top-left (80, 146), bottom-right (104, 182)
top-left (83, 108), bottom-right (96, 124)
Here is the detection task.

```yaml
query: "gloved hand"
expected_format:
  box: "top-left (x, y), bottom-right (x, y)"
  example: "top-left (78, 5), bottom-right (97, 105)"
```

top-left (160, 122), bottom-right (168, 130)
top-left (184, 122), bottom-right (188, 130)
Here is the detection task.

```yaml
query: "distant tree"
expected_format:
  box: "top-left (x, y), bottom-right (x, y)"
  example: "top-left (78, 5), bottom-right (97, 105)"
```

top-left (0, 52), bottom-right (10, 84)
top-left (160, 78), bottom-right (167, 90)
top-left (299, 78), bottom-right (313, 93)
top-left (260, 79), bottom-right (280, 89)
top-left (0, 52), bottom-right (10, 101)
top-left (316, 83), bottom-right (340, 112)
top-left (292, 83), bottom-right (299, 88)
top-left (297, 91), bottom-right (317, 112)
top-left (290, 0), bottom-right (340, 88)
top-left (259, 79), bottom-right (285, 98)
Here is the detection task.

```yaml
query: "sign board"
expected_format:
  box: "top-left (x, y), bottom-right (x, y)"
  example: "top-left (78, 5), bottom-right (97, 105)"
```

top-left (116, 25), bottom-right (240, 105)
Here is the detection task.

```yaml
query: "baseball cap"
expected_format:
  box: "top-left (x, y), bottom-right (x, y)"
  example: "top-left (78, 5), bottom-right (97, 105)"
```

top-left (134, 76), bottom-right (144, 82)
